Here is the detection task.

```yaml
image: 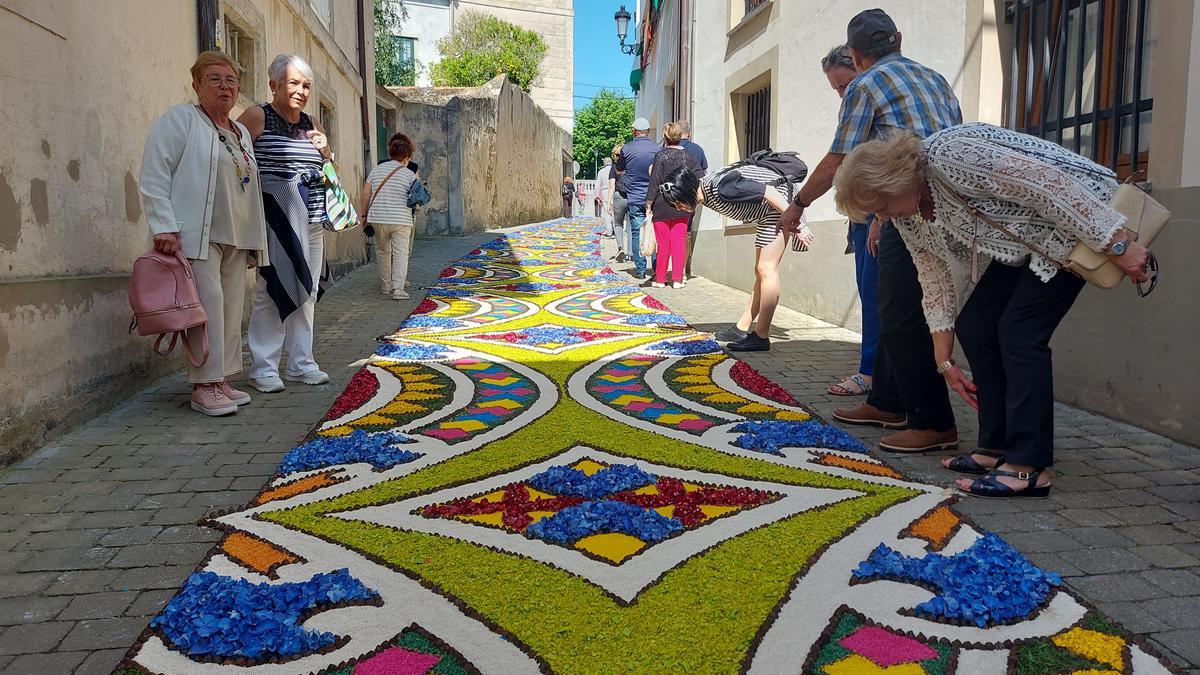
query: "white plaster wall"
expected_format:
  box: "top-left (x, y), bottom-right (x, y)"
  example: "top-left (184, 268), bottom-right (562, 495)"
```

top-left (634, 0), bottom-right (680, 134)
top-left (1181, 1), bottom-right (1200, 188)
top-left (398, 0), bottom-right (453, 86)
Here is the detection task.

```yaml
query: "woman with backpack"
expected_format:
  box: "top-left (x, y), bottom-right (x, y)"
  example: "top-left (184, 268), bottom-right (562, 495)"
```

top-left (361, 133), bottom-right (420, 300)
top-left (656, 152), bottom-right (814, 352)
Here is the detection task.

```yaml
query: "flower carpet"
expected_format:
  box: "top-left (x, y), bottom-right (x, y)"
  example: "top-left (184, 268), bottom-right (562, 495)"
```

top-left (117, 218), bottom-right (1179, 674)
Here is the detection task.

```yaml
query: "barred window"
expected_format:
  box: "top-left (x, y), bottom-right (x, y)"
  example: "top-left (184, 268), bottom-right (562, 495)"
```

top-left (743, 84), bottom-right (771, 157)
top-left (745, 0), bottom-right (769, 13)
top-left (1007, 0), bottom-right (1154, 178)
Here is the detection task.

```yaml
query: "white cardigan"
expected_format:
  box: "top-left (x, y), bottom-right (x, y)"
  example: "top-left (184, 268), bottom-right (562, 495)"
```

top-left (138, 104), bottom-right (270, 264)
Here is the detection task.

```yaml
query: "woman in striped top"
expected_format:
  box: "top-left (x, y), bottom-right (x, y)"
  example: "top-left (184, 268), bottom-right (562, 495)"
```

top-left (657, 163), bottom-right (813, 352)
top-left (362, 133), bottom-right (419, 300)
top-left (237, 54), bottom-right (332, 393)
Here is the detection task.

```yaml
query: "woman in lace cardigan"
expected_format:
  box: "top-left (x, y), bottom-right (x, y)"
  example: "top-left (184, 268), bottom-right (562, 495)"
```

top-left (833, 123), bottom-right (1151, 498)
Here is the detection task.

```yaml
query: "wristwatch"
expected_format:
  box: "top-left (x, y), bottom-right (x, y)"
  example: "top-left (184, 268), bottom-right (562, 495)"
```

top-left (793, 197), bottom-right (810, 209)
top-left (935, 359), bottom-right (956, 375)
top-left (1108, 237), bottom-right (1129, 256)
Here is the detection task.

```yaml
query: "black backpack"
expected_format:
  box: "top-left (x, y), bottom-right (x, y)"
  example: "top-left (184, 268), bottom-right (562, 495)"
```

top-left (729, 149), bottom-right (808, 200)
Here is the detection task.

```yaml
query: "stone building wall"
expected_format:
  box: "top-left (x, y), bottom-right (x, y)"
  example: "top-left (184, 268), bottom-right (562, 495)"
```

top-left (387, 76), bottom-right (566, 236)
top-left (0, 0), bottom-right (377, 466)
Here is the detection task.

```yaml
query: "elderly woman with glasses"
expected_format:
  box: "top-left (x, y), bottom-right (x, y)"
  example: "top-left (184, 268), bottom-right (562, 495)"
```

top-left (833, 122), bottom-right (1151, 498)
top-left (139, 51), bottom-right (269, 416)
top-left (238, 54), bottom-right (334, 394)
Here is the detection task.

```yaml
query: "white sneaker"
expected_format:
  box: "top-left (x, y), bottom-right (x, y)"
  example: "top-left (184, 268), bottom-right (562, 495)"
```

top-left (392, 290), bottom-right (410, 300)
top-left (651, 281), bottom-right (666, 288)
top-left (284, 369), bottom-right (330, 385)
top-left (671, 281), bottom-right (684, 289)
top-left (249, 375), bottom-right (285, 393)
top-left (190, 384), bottom-right (238, 416)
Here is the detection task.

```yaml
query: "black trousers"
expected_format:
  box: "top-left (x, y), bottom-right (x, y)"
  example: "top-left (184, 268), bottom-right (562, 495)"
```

top-left (956, 261), bottom-right (1085, 468)
top-left (866, 225), bottom-right (956, 431)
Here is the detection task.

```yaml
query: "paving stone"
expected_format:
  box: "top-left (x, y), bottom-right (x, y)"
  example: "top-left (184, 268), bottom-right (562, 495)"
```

top-left (57, 591), bottom-right (138, 622)
top-left (1051, 491), bottom-right (1126, 509)
top-left (73, 648), bottom-right (126, 675)
top-left (0, 573), bottom-right (55, 599)
top-left (13, 529), bottom-right (108, 551)
top-left (57, 616), bottom-right (149, 651)
top-left (1066, 573), bottom-right (1166, 602)
top-left (1108, 488), bottom-right (1164, 506)
top-left (21, 514), bottom-right (79, 532)
top-left (1153, 630), bottom-right (1200, 665)
top-left (1092, 601), bottom-right (1172, 634)
top-left (1060, 547), bottom-right (1151, 574)
top-left (124, 589), bottom-right (176, 617)
top-left (43, 570), bottom-right (123, 596)
top-left (135, 492), bottom-right (194, 509)
top-left (99, 526), bottom-right (163, 547)
top-left (153, 524), bottom-right (222, 545)
top-left (146, 506), bottom-right (213, 526)
top-left (1106, 505), bottom-right (1186, 525)
top-left (61, 492), bottom-right (145, 512)
top-left (1142, 597), bottom-right (1200, 630)
top-left (1062, 526), bottom-right (1135, 549)
top-left (1117, 524), bottom-right (1198, 546)
top-left (1142, 569), bottom-right (1200, 596)
top-left (17, 547), bottom-right (115, 572)
top-left (1001, 530), bottom-right (1084, 553)
top-left (107, 542), bottom-right (213, 568)
top-left (1132, 545), bottom-right (1200, 568)
top-left (0, 650), bottom-right (87, 673)
top-left (108, 564), bottom-right (194, 592)
top-left (186, 489), bottom-right (260, 510)
top-left (0, 621), bottom-right (73, 654)
top-left (69, 511), bottom-right (152, 529)
top-left (0, 596), bottom-right (70, 625)
top-left (180, 477), bottom-right (234, 492)
top-left (1149, 484), bottom-right (1200, 502)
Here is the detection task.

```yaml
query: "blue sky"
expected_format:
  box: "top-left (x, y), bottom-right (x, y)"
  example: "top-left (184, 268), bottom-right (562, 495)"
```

top-left (573, 2), bottom-right (638, 111)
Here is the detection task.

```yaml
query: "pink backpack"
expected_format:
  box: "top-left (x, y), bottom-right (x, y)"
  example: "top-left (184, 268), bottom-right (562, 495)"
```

top-left (128, 249), bottom-right (209, 367)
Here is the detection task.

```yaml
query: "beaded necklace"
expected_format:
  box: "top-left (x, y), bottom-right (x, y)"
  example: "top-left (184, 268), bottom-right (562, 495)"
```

top-left (198, 105), bottom-right (254, 191)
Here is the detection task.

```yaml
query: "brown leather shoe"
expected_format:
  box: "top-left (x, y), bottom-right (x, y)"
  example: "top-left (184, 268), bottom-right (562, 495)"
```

top-left (832, 403), bottom-right (907, 429)
top-left (880, 428), bottom-right (959, 453)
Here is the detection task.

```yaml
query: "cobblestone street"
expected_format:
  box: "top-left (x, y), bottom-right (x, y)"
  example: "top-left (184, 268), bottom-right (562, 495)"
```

top-left (0, 228), bottom-right (1197, 674)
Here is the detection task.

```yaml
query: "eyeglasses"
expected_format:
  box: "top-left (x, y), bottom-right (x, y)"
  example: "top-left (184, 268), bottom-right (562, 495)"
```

top-left (1136, 253), bottom-right (1159, 298)
top-left (204, 75), bottom-right (240, 89)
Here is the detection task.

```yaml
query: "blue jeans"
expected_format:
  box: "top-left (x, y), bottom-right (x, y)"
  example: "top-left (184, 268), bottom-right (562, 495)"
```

top-left (627, 203), bottom-right (648, 275)
top-left (850, 222), bottom-right (880, 376)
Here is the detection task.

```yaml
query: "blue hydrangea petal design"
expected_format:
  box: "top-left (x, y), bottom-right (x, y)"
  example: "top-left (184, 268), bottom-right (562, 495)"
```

top-left (151, 569), bottom-right (379, 660)
top-left (375, 342), bottom-right (451, 361)
top-left (852, 532), bottom-right (1061, 627)
top-left (280, 430), bottom-right (419, 474)
top-left (626, 314), bottom-right (688, 326)
top-left (426, 288), bottom-right (476, 298)
top-left (526, 500), bottom-right (683, 544)
top-left (528, 464), bottom-right (656, 499)
top-left (649, 338), bottom-right (722, 356)
top-left (731, 420), bottom-right (869, 455)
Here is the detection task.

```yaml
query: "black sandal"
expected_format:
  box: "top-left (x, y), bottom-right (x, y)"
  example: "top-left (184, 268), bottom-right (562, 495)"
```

top-left (959, 469), bottom-right (1051, 499)
top-left (943, 450), bottom-right (1005, 476)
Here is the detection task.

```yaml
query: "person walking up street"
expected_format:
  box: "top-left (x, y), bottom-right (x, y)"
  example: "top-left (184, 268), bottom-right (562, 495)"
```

top-left (561, 177), bottom-right (576, 218)
top-left (646, 122), bottom-right (702, 288)
top-left (596, 157), bottom-right (613, 236)
top-left (821, 44), bottom-right (879, 398)
top-left (609, 144), bottom-right (630, 263)
top-left (678, 120), bottom-right (708, 279)
top-left (778, 9), bottom-right (962, 453)
top-left (361, 133), bottom-right (419, 300)
top-left (615, 117), bottom-right (661, 280)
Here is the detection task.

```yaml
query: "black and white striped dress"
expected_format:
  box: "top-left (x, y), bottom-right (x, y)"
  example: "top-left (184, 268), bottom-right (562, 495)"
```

top-left (700, 164), bottom-right (789, 248)
top-left (255, 104), bottom-right (325, 223)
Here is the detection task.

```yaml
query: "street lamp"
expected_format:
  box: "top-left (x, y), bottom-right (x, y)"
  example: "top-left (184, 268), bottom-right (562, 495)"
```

top-left (592, 147), bottom-right (600, 177)
top-left (614, 5), bottom-right (637, 55)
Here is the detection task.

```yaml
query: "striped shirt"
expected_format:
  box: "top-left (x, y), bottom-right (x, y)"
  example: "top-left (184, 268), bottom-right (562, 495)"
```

top-left (254, 103), bottom-right (326, 223)
top-left (366, 161), bottom-right (417, 226)
top-left (830, 53), bottom-right (962, 153)
top-left (700, 164), bottom-right (785, 226)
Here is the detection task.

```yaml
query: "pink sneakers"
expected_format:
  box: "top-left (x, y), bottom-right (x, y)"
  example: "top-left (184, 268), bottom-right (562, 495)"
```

top-left (190, 383), bottom-right (238, 416)
top-left (216, 380), bottom-right (251, 406)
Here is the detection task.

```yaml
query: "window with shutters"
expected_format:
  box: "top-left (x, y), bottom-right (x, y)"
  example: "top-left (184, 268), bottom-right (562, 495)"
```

top-left (1007, 0), bottom-right (1155, 177)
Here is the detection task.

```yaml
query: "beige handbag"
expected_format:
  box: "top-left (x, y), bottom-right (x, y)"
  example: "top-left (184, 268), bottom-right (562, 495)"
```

top-left (962, 176), bottom-right (1169, 296)
top-left (1061, 181), bottom-right (1170, 289)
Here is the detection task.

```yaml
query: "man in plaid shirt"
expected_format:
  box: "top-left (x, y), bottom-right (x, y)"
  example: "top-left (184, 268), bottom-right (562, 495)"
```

top-left (779, 9), bottom-right (963, 453)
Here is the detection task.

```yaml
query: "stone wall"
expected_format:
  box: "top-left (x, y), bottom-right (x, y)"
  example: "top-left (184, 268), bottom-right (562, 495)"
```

top-left (0, 0), bottom-right (375, 467)
top-left (387, 76), bottom-right (566, 236)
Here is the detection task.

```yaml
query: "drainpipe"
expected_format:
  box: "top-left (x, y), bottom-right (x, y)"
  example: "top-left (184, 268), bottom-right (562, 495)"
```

top-left (677, 0), bottom-right (690, 120)
top-left (357, 0), bottom-right (372, 167)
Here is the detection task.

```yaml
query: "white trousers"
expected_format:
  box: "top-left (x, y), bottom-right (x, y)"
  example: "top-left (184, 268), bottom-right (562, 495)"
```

top-left (247, 223), bottom-right (324, 379)
top-left (375, 222), bottom-right (413, 292)
top-left (188, 243), bottom-right (249, 384)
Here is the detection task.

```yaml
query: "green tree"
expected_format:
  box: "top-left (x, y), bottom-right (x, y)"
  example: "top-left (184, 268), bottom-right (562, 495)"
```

top-left (572, 89), bottom-right (635, 179)
top-left (429, 11), bottom-right (547, 92)
top-left (374, 0), bottom-right (414, 86)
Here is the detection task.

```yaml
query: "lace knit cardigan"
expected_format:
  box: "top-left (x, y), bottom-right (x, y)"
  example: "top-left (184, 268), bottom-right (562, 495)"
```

top-left (893, 123), bottom-right (1126, 333)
